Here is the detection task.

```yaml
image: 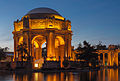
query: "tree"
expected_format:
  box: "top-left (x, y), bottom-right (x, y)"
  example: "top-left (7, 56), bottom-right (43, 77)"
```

top-left (17, 42), bottom-right (28, 61)
top-left (75, 41), bottom-right (98, 67)
top-left (95, 41), bottom-right (107, 50)
top-left (0, 47), bottom-right (9, 61)
top-left (115, 44), bottom-right (120, 49)
top-left (76, 42), bottom-right (82, 52)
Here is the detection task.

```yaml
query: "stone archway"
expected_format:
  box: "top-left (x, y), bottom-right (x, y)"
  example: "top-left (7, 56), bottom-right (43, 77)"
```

top-left (55, 36), bottom-right (65, 60)
top-left (31, 35), bottom-right (46, 61)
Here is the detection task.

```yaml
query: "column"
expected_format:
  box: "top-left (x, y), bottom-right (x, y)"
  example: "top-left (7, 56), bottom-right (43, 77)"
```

top-left (36, 48), bottom-right (39, 60)
top-left (98, 53), bottom-right (100, 65)
top-left (55, 47), bottom-right (59, 61)
top-left (64, 35), bottom-right (68, 58)
top-left (103, 53), bottom-right (105, 66)
top-left (32, 44), bottom-right (35, 61)
top-left (28, 33), bottom-right (31, 56)
top-left (16, 37), bottom-right (19, 61)
top-left (111, 52), bottom-right (114, 66)
top-left (39, 47), bottom-right (42, 59)
top-left (14, 35), bottom-right (16, 61)
top-left (47, 31), bottom-right (55, 57)
top-left (67, 35), bottom-right (72, 58)
top-left (59, 45), bottom-right (65, 67)
top-left (115, 52), bottom-right (118, 66)
top-left (108, 52), bottom-right (112, 66)
top-left (107, 52), bottom-right (110, 66)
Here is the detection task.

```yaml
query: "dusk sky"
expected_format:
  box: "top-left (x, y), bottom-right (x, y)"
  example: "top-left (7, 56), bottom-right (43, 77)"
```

top-left (0, 0), bottom-right (120, 51)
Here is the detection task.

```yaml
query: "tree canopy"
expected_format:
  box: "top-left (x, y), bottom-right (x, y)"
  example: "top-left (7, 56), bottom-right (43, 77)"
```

top-left (17, 42), bottom-right (29, 61)
top-left (75, 41), bottom-right (98, 63)
top-left (0, 47), bottom-right (9, 61)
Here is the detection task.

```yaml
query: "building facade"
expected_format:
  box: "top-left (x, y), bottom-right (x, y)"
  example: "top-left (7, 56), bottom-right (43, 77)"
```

top-left (12, 8), bottom-right (72, 67)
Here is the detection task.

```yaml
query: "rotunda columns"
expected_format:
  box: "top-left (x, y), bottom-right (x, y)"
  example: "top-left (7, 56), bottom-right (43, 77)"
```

top-left (35, 48), bottom-right (39, 60)
top-left (39, 47), bottom-right (42, 59)
top-left (64, 35), bottom-right (72, 59)
top-left (32, 44), bottom-right (34, 57)
top-left (55, 47), bottom-right (59, 60)
top-left (59, 45), bottom-right (65, 67)
top-left (68, 38), bottom-right (72, 58)
top-left (14, 35), bottom-right (18, 60)
top-left (47, 31), bottom-right (55, 57)
top-left (13, 35), bottom-right (16, 60)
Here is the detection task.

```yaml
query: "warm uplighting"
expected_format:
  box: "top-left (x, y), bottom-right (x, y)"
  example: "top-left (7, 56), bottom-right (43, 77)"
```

top-left (33, 41), bottom-right (39, 48)
top-left (46, 58), bottom-right (50, 61)
top-left (53, 58), bottom-right (57, 61)
top-left (46, 57), bottom-right (57, 61)
top-left (35, 63), bottom-right (38, 67)
top-left (54, 15), bottom-right (64, 20)
top-left (13, 58), bottom-right (15, 62)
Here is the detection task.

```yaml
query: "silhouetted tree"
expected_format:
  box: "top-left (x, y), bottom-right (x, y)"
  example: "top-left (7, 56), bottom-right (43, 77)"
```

top-left (115, 44), bottom-right (120, 49)
top-left (76, 42), bottom-right (82, 52)
top-left (95, 41), bottom-right (107, 50)
top-left (17, 42), bottom-right (28, 61)
top-left (63, 60), bottom-right (69, 68)
top-left (17, 42), bottom-right (33, 62)
top-left (0, 47), bottom-right (9, 61)
top-left (75, 41), bottom-right (98, 67)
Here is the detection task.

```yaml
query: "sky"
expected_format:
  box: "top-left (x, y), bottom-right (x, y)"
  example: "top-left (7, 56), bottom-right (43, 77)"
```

top-left (0, 0), bottom-right (120, 51)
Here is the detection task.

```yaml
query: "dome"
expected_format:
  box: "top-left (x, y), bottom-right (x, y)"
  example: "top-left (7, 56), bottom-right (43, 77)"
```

top-left (27, 7), bottom-right (61, 16)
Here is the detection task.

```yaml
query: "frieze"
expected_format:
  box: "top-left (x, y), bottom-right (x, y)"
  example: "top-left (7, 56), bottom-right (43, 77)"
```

top-left (31, 19), bottom-right (46, 29)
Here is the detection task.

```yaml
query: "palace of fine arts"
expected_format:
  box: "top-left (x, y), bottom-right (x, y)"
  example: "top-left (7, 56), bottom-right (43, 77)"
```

top-left (0, 0), bottom-right (120, 81)
top-left (10, 7), bottom-right (120, 70)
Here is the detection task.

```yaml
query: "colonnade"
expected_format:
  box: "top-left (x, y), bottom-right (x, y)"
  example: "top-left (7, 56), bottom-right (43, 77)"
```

top-left (97, 49), bottom-right (120, 66)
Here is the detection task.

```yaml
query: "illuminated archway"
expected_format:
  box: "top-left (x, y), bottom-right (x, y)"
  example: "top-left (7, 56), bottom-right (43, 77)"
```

top-left (32, 35), bottom-right (46, 60)
top-left (56, 36), bottom-right (65, 45)
top-left (32, 35), bottom-right (44, 44)
top-left (55, 36), bottom-right (65, 61)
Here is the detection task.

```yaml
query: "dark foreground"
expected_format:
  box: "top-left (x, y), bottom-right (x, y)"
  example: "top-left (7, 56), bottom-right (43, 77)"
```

top-left (0, 68), bottom-right (119, 81)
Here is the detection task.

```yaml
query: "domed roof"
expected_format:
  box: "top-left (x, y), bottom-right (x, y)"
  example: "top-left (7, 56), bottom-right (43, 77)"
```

top-left (27, 7), bottom-right (61, 16)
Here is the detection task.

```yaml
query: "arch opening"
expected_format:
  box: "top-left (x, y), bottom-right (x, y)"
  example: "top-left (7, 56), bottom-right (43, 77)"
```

top-left (54, 36), bottom-right (65, 61)
top-left (42, 42), bottom-right (47, 58)
top-left (32, 35), bottom-right (46, 61)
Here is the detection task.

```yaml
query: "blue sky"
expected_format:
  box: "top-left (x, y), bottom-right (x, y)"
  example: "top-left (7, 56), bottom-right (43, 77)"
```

top-left (0, 0), bottom-right (120, 51)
